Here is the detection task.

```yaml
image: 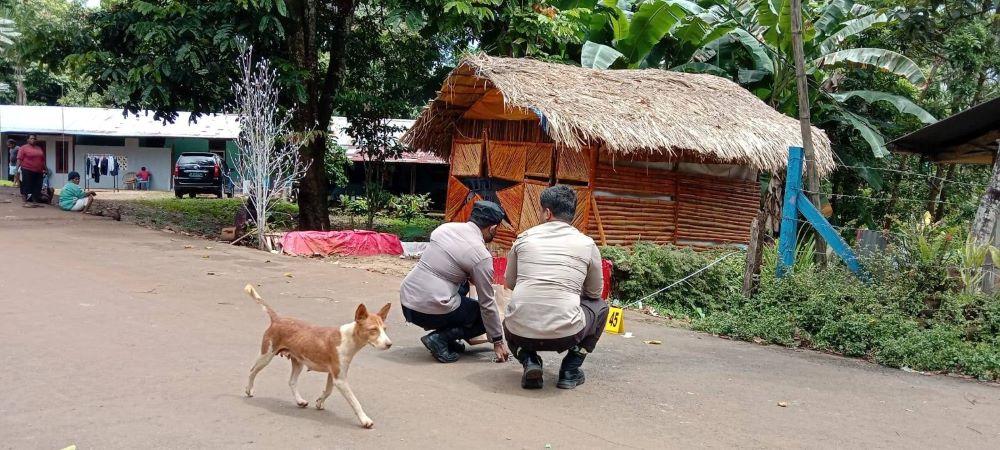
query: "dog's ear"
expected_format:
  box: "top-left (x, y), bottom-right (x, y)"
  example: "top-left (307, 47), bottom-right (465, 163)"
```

top-left (376, 302), bottom-right (391, 320)
top-left (354, 304), bottom-right (369, 322)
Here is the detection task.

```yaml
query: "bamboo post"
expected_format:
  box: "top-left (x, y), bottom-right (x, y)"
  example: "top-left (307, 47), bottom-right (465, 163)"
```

top-left (790, 0), bottom-right (826, 260)
top-left (591, 196), bottom-right (607, 246)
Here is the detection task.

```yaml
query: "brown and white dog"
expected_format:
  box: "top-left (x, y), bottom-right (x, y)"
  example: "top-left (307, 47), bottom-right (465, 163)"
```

top-left (243, 284), bottom-right (392, 428)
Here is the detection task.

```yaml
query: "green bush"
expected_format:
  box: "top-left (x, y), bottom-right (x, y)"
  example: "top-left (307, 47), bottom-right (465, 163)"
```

top-left (605, 239), bottom-right (1000, 380)
top-left (390, 193), bottom-right (431, 224)
top-left (601, 242), bottom-right (743, 318)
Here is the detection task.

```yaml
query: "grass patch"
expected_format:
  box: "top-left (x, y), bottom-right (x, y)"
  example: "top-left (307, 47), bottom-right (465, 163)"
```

top-left (107, 197), bottom-right (298, 238)
top-left (0, 180), bottom-right (13, 187)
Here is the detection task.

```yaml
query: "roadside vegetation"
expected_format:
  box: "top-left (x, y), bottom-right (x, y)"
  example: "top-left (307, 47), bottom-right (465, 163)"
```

top-left (603, 221), bottom-right (1000, 381)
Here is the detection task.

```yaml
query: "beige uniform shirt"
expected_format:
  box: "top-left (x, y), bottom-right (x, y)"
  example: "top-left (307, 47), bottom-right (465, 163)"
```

top-left (503, 221), bottom-right (604, 339)
top-left (399, 222), bottom-right (504, 341)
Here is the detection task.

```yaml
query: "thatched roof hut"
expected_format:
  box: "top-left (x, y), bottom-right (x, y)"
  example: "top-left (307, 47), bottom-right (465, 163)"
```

top-left (404, 54), bottom-right (834, 175)
top-left (402, 55), bottom-right (835, 249)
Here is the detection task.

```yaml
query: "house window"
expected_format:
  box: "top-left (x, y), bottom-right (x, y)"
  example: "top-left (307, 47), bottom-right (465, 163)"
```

top-left (55, 141), bottom-right (71, 174)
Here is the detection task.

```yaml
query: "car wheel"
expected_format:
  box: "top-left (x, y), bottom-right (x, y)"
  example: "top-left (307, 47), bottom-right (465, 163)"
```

top-left (189, 192), bottom-right (197, 199)
top-left (216, 187), bottom-right (224, 198)
top-left (175, 190), bottom-right (184, 199)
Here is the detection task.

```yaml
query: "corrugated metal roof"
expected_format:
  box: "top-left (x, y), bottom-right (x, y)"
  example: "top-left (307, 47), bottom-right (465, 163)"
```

top-left (889, 96), bottom-right (1000, 164)
top-left (0, 105), bottom-right (241, 139)
top-left (0, 105), bottom-right (446, 164)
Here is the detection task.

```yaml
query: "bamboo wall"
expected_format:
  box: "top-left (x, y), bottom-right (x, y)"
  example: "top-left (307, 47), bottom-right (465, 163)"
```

top-left (446, 119), bottom-right (760, 250)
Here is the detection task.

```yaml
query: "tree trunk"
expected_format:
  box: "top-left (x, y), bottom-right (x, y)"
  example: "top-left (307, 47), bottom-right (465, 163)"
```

top-left (282, 0), bottom-right (355, 231)
top-left (14, 64), bottom-right (27, 105)
top-left (970, 144), bottom-right (1000, 246)
top-left (925, 164), bottom-right (947, 215)
top-left (933, 165), bottom-right (957, 221)
top-left (742, 213), bottom-right (766, 298)
top-left (881, 155), bottom-right (910, 229)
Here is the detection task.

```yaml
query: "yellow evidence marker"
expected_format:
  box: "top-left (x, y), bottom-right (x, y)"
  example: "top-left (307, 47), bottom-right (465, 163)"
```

top-left (605, 306), bottom-right (624, 334)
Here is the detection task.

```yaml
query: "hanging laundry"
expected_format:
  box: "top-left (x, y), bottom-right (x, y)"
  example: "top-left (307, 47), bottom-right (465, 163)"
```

top-left (100, 157), bottom-right (109, 175)
top-left (109, 156), bottom-right (118, 176)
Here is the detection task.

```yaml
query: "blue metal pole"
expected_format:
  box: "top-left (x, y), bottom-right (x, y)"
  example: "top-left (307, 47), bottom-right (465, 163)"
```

top-left (777, 147), bottom-right (804, 278)
top-left (797, 192), bottom-right (864, 277)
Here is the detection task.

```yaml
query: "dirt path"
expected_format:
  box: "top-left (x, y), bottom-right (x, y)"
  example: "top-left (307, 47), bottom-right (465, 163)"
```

top-left (2, 187), bottom-right (999, 449)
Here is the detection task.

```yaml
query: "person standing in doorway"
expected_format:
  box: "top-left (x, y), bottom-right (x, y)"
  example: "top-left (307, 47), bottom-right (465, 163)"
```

top-left (136, 166), bottom-right (151, 190)
top-left (16, 135), bottom-right (47, 206)
top-left (6, 139), bottom-right (17, 182)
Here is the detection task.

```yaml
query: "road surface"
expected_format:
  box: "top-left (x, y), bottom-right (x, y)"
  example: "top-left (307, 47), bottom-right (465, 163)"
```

top-left (1, 189), bottom-right (999, 449)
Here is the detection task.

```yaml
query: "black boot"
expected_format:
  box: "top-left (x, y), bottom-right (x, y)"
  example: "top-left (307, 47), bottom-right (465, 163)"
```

top-left (557, 347), bottom-right (587, 389)
top-left (420, 330), bottom-right (460, 363)
top-left (517, 349), bottom-right (544, 389)
top-left (447, 339), bottom-right (466, 354)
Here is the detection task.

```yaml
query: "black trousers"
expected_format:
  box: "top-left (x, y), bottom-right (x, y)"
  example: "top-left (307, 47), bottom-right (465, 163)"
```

top-left (20, 169), bottom-right (43, 203)
top-left (505, 297), bottom-right (610, 355)
top-left (402, 296), bottom-right (487, 341)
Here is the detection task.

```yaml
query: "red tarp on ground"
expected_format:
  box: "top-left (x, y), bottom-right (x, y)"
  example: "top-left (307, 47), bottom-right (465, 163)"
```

top-left (281, 230), bottom-right (403, 257)
top-left (492, 257), bottom-right (613, 300)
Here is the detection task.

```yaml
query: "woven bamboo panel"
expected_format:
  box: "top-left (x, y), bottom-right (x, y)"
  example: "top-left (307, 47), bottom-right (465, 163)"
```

top-left (445, 176), bottom-right (474, 222)
top-left (593, 163), bottom-right (676, 197)
top-left (496, 184), bottom-right (525, 231)
top-left (675, 173), bottom-right (759, 244)
top-left (571, 185), bottom-right (591, 231)
top-left (587, 195), bottom-right (676, 246)
top-left (487, 141), bottom-right (527, 181)
top-left (451, 138), bottom-right (483, 177)
top-left (525, 143), bottom-right (553, 178)
top-left (519, 181), bottom-right (547, 232)
top-left (557, 147), bottom-right (593, 182)
top-left (457, 119), bottom-right (553, 144)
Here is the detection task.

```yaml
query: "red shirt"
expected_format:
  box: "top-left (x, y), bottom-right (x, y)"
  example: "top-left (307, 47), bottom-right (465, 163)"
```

top-left (136, 169), bottom-right (150, 181)
top-left (16, 144), bottom-right (45, 173)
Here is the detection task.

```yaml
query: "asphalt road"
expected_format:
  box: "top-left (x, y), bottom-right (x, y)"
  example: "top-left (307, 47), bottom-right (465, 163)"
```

top-left (2, 188), bottom-right (999, 449)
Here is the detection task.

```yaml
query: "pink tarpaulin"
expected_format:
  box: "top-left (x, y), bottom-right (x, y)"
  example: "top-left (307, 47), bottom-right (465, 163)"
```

top-left (492, 257), bottom-right (613, 300)
top-left (281, 230), bottom-right (403, 257)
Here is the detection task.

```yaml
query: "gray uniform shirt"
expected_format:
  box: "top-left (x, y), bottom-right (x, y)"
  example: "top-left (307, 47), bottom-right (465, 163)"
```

top-left (399, 222), bottom-right (504, 342)
top-left (504, 221), bottom-right (604, 340)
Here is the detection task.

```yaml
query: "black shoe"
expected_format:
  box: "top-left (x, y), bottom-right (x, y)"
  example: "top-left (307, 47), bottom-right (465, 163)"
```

top-left (519, 351), bottom-right (543, 389)
top-left (557, 369), bottom-right (585, 389)
top-left (556, 348), bottom-right (587, 389)
top-left (420, 332), bottom-right (460, 363)
top-left (448, 340), bottom-right (466, 354)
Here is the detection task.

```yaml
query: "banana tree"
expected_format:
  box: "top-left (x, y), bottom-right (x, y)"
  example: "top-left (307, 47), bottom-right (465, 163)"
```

top-left (680, 0), bottom-right (935, 162)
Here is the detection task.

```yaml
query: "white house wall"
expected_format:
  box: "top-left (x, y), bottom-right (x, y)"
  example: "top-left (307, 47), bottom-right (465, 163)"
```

top-left (31, 135), bottom-right (171, 191)
top-left (72, 139), bottom-right (172, 191)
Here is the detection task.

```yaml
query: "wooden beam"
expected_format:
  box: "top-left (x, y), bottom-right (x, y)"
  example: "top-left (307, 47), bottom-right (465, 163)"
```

top-left (591, 195), bottom-right (607, 246)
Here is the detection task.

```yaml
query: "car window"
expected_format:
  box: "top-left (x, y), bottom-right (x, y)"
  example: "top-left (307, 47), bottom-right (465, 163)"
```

top-left (178, 156), bottom-right (216, 165)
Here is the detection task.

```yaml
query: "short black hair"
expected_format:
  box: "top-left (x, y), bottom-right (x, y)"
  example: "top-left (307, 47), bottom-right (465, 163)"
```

top-left (540, 185), bottom-right (576, 222)
top-left (6, 139), bottom-right (14, 145)
top-left (141, 166), bottom-right (147, 170)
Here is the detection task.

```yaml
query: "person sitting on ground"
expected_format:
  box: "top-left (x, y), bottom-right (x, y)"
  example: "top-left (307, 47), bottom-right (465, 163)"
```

top-left (59, 171), bottom-right (97, 213)
top-left (503, 185), bottom-right (609, 390)
top-left (136, 166), bottom-right (151, 190)
top-left (399, 200), bottom-right (511, 364)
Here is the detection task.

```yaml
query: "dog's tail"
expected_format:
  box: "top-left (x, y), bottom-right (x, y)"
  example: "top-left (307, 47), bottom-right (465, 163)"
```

top-left (245, 284), bottom-right (278, 322)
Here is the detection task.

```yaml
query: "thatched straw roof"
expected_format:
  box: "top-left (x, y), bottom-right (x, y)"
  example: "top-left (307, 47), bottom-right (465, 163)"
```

top-left (401, 54), bottom-right (835, 174)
